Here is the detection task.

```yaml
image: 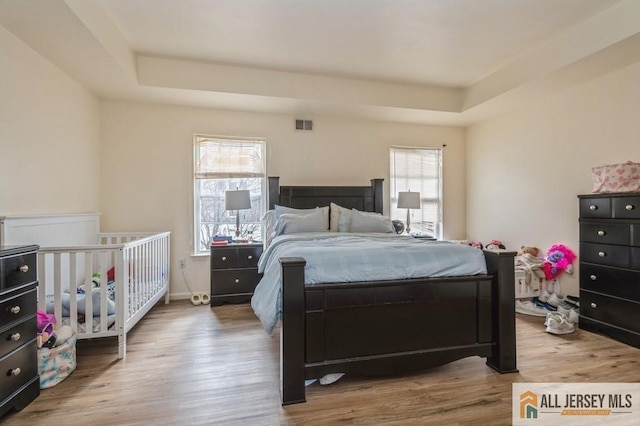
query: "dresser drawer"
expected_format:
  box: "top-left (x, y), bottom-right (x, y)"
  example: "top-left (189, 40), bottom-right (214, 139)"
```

top-left (613, 196), bottom-right (640, 219)
top-left (0, 339), bottom-right (38, 404)
top-left (579, 197), bottom-right (611, 219)
top-left (0, 288), bottom-right (37, 328)
top-left (580, 222), bottom-right (630, 245)
top-left (580, 290), bottom-right (640, 334)
top-left (580, 263), bottom-right (640, 302)
top-left (0, 316), bottom-right (36, 356)
top-left (211, 269), bottom-right (261, 295)
top-left (0, 252), bottom-right (37, 293)
top-left (580, 242), bottom-right (629, 268)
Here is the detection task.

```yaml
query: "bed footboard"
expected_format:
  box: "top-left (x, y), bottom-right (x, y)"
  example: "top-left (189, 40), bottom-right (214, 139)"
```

top-left (279, 249), bottom-right (517, 405)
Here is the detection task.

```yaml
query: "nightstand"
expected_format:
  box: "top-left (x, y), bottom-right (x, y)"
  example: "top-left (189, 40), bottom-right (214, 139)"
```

top-left (210, 242), bottom-right (263, 306)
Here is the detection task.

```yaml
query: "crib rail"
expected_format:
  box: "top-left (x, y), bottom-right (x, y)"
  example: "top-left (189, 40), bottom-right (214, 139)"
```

top-left (36, 231), bottom-right (170, 358)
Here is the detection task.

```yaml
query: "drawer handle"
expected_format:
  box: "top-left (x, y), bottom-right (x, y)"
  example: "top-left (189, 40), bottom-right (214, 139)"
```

top-left (597, 230), bottom-right (605, 236)
top-left (9, 368), bottom-right (21, 377)
top-left (10, 333), bottom-right (21, 341)
top-left (19, 264), bottom-right (29, 273)
top-left (10, 306), bottom-right (21, 314)
top-left (247, 255), bottom-right (253, 260)
top-left (221, 256), bottom-right (227, 261)
top-left (235, 278), bottom-right (240, 284)
top-left (626, 204), bottom-right (634, 211)
top-left (590, 274), bottom-right (597, 281)
top-left (589, 205), bottom-right (598, 210)
top-left (598, 251), bottom-right (606, 258)
top-left (590, 302), bottom-right (597, 309)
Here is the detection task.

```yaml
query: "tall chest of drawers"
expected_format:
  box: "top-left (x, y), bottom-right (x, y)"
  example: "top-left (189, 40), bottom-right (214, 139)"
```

top-left (210, 243), bottom-right (263, 306)
top-left (0, 245), bottom-right (40, 418)
top-left (578, 193), bottom-right (640, 348)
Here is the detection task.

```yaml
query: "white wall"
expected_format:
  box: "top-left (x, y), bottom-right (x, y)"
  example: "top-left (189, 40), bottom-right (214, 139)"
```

top-left (467, 62), bottom-right (640, 296)
top-left (100, 101), bottom-right (467, 298)
top-left (0, 26), bottom-right (101, 215)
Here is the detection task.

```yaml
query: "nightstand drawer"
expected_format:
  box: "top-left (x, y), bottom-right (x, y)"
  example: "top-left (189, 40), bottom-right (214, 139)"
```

top-left (212, 269), bottom-right (261, 295)
top-left (0, 339), bottom-right (38, 404)
top-left (1, 252), bottom-right (37, 293)
top-left (580, 263), bottom-right (640, 302)
top-left (580, 290), bottom-right (640, 334)
top-left (210, 245), bottom-right (263, 269)
top-left (580, 242), bottom-right (630, 268)
top-left (0, 316), bottom-right (36, 356)
top-left (580, 222), bottom-right (630, 245)
top-left (0, 288), bottom-right (37, 328)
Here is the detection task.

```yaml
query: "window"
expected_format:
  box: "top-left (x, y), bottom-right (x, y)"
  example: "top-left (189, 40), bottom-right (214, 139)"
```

top-left (389, 146), bottom-right (442, 238)
top-left (194, 135), bottom-right (266, 254)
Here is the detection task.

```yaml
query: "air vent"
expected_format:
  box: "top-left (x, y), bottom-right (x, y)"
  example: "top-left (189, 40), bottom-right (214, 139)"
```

top-left (295, 119), bottom-right (313, 131)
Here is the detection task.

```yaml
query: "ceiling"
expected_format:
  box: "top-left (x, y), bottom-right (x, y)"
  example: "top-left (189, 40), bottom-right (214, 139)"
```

top-left (1, 0), bottom-right (639, 126)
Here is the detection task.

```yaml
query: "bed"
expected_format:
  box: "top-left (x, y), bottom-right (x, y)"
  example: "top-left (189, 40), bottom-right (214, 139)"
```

top-left (253, 177), bottom-right (517, 405)
top-left (0, 213), bottom-right (170, 359)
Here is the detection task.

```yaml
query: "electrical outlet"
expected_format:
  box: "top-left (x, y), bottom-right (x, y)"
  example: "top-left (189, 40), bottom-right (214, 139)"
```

top-left (179, 259), bottom-right (186, 269)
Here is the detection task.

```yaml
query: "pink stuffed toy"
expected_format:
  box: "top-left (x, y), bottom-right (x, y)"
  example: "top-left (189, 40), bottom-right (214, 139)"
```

top-left (543, 244), bottom-right (576, 280)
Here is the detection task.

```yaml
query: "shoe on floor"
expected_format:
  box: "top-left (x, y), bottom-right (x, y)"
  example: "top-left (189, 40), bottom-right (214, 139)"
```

top-left (557, 305), bottom-right (580, 324)
top-left (544, 312), bottom-right (563, 326)
top-left (538, 290), bottom-right (552, 303)
top-left (516, 300), bottom-right (548, 317)
top-left (545, 314), bottom-right (575, 335)
top-left (547, 293), bottom-right (566, 308)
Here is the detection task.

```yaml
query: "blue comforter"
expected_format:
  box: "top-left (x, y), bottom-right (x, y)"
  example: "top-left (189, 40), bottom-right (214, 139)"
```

top-left (251, 233), bottom-right (487, 334)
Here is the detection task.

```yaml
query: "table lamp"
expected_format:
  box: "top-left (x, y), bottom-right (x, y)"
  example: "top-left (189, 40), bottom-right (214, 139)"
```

top-left (397, 191), bottom-right (420, 234)
top-left (225, 190), bottom-right (251, 238)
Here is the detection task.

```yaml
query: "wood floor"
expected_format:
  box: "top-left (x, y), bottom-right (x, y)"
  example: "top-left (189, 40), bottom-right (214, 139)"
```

top-left (3, 300), bottom-right (639, 425)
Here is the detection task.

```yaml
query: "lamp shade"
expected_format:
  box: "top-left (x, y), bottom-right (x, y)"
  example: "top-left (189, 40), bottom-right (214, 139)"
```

top-left (397, 191), bottom-right (420, 209)
top-left (225, 190), bottom-right (251, 210)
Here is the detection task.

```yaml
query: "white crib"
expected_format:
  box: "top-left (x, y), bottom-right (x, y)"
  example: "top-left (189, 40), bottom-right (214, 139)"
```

top-left (0, 214), bottom-right (170, 359)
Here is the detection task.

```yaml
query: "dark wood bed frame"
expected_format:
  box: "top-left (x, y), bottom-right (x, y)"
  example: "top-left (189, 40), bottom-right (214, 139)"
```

top-left (267, 177), bottom-right (517, 405)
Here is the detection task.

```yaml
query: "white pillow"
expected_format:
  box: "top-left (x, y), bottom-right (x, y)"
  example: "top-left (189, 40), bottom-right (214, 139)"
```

top-left (349, 209), bottom-right (394, 233)
top-left (274, 205), bottom-right (329, 230)
top-left (330, 202), bottom-right (351, 232)
top-left (273, 209), bottom-right (328, 236)
top-left (261, 210), bottom-right (276, 246)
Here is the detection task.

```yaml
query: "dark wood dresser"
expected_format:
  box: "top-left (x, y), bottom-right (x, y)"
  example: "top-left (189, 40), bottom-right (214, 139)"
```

top-left (210, 243), bottom-right (263, 306)
top-left (578, 193), bottom-right (640, 348)
top-left (0, 245), bottom-right (40, 418)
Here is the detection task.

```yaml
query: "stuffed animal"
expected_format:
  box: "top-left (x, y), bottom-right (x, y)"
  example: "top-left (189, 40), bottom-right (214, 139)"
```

top-left (485, 239), bottom-right (505, 250)
top-left (518, 246), bottom-right (540, 257)
top-left (542, 244), bottom-right (577, 280)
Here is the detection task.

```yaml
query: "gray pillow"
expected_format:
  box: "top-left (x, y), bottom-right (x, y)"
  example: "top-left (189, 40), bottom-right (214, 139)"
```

top-left (349, 208), bottom-right (394, 233)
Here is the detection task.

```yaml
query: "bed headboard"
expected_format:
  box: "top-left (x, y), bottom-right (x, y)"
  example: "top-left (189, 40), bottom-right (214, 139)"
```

top-left (268, 176), bottom-right (384, 213)
top-left (0, 213), bottom-right (101, 247)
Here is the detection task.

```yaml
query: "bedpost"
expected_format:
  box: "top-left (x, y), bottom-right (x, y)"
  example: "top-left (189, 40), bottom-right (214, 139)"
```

top-left (279, 257), bottom-right (307, 405)
top-left (268, 176), bottom-right (280, 210)
top-left (483, 249), bottom-right (518, 373)
top-left (371, 178), bottom-right (383, 214)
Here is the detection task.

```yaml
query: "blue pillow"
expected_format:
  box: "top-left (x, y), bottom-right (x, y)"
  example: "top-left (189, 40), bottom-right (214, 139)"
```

top-left (274, 205), bottom-right (329, 230)
top-left (349, 209), bottom-right (394, 233)
top-left (273, 210), bottom-right (328, 236)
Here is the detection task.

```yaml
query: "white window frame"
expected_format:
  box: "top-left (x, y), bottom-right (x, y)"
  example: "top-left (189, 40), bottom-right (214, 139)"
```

top-left (193, 135), bottom-right (266, 254)
top-left (389, 146), bottom-right (443, 238)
